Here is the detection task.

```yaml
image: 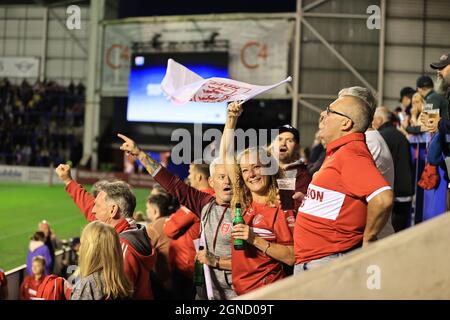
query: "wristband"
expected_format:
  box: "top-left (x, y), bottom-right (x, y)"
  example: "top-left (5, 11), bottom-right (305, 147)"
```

top-left (263, 241), bottom-right (271, 255)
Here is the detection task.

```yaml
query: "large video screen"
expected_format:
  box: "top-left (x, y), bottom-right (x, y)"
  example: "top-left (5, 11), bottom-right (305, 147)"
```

top-left (127, 52), bottom-right (229, 124)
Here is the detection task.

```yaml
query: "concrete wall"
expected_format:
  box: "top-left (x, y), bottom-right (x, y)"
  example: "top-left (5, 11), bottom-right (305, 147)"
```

top-left (237, 213), bottom-right (450, 300)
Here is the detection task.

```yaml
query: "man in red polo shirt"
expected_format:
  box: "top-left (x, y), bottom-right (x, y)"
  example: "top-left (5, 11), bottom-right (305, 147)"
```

top-left (294, 86), bottom-right (394, 274)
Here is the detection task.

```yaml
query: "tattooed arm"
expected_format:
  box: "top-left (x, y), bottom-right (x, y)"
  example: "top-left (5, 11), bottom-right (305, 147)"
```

top-left (118, 133), bottom-right (162, 175)
top-left (117, 133), bottom-right (214, 214)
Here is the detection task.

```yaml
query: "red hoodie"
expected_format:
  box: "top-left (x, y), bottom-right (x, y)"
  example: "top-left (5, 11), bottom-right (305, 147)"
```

top-left (65, 181), bottom-right (155, 300)
top-left (35, 275), bottom-right (71, 300)
top-left (163, 188), bottom-right (214, 279)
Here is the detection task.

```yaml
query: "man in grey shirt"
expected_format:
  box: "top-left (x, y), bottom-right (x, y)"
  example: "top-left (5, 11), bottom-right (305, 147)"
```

top-left (118, 134), bottom-right (236, 300)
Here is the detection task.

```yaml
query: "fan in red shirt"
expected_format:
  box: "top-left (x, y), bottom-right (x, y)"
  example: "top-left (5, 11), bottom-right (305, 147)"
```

top-left (164, 206), bottom-right (200, 280)
top-left (163, 163), bottom-right (214, 299)
top-left (294, 87), bottom-right (394, 273)
top-left (54, 165), bottom-right (155, 300)
top-left (20, 256), bottom-right (46, 300)
top-left (144, 193), bottom-right (172, 300)
top-left (222, 102), bottom-right (295, 295)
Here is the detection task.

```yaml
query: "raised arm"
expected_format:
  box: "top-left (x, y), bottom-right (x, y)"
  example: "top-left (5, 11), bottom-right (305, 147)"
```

top-left (219, 102), bottom-right (243, 187)
top-left (118, 133), bottom-right (213, 215)
top-left (55, 164), bottom-right (96, 222)
top-left (364, 189), bottom-right (394, 246)
top-left (118, 133), bottom-right (162, 176)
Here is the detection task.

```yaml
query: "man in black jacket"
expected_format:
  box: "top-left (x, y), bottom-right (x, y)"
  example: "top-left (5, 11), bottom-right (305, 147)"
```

top-left (373, 107), bottom-right (415, 231)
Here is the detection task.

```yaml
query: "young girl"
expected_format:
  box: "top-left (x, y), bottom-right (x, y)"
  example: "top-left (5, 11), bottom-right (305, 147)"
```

top-left (221, 102), bottom-right (295, 295)
top-left (71, 221), bottom-right (133, 300)
top-left (20, 256), bottom-right (46, 300)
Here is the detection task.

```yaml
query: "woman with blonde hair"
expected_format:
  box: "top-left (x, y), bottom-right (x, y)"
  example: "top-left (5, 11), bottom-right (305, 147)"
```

top-left (220, 102), bottom-right (295, 296)
top-left (401, 92), bottom-right (430, 139)
top-left (71, 221), bottom-right (133, 300)
top-left (410, 92), bottom-right (426, 127)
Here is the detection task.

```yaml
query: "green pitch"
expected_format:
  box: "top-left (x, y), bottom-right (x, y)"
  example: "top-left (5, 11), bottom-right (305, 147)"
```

top-left (0, 183), bottom-right (151, 272)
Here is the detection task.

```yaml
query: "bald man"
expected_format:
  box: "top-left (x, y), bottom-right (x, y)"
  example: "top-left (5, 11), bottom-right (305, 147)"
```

top-left (294, 87), bottom-right (394, 274)
top-left (373, 106), bottom-right (414, 232)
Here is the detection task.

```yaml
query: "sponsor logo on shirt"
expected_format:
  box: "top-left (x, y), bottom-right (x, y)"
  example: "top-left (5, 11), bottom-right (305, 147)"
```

top-left (221, 222), bottom-right (232, 235)
top-left (299, 184), bottom-right (345, 221)
top-left (252, 214), bottom-right (264, 226)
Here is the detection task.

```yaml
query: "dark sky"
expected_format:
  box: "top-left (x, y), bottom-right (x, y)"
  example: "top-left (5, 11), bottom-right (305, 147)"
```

top-left (118, 0), bottom-right (296, 18)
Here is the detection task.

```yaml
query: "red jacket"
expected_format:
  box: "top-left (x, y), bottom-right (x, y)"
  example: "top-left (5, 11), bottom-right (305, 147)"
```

top-left (163, 188), bottom-right (214, 278)
top-left (65, 181), bottom-right (155, 300)
top-left (35, 275), bottom-right (71, 300)
top-left (20, 275), bottom-right (45, 300)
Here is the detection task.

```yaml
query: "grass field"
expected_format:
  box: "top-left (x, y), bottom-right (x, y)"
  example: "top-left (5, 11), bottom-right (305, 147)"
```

top-left (0, 183), bottom-right (151, 272)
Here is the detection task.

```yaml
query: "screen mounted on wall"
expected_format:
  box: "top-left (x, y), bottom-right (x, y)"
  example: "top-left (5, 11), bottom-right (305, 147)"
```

top-left (127, 51), bottom-right (229, 124)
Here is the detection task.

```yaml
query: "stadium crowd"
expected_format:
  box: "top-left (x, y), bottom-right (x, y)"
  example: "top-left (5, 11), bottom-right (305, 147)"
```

top-left (1, 52), bottom-right (450, 300)
top-left (0, 78), bottom-right (84, 167)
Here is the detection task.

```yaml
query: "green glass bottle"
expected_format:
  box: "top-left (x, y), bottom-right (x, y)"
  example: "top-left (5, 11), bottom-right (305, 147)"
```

top-left (194, 245), bottom-right (205, 286)
top-left (233, 203), bottom-right (245, 250)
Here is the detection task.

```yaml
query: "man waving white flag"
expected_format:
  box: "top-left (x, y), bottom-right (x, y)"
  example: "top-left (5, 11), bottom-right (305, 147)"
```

top-left (161, 59), bottom-right (292, 105)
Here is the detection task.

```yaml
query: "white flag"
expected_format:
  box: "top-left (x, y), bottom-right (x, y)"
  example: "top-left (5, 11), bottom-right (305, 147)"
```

top-left (161, 59), bottom-right (291, 105)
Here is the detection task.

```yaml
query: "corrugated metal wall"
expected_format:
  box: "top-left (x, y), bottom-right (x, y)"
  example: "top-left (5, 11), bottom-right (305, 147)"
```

top-left (298, 0), bottom-right (380, 147)
top-left (1, 1), bottom-right (449, 148)
top-left (384, 0), bottom-right (450, 108)
top-left (0, 5), bottom-right (89, 85)
top-left (297, 0), bottom-right (450, 147)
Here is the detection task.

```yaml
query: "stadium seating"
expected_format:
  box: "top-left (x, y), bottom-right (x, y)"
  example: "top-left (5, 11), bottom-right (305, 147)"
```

top-left (0, 78), bottom-right (85, 167)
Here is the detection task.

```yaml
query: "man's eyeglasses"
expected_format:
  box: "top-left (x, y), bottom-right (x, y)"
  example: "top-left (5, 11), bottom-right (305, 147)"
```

top-left (326, 106), bottom-right (353, 122)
